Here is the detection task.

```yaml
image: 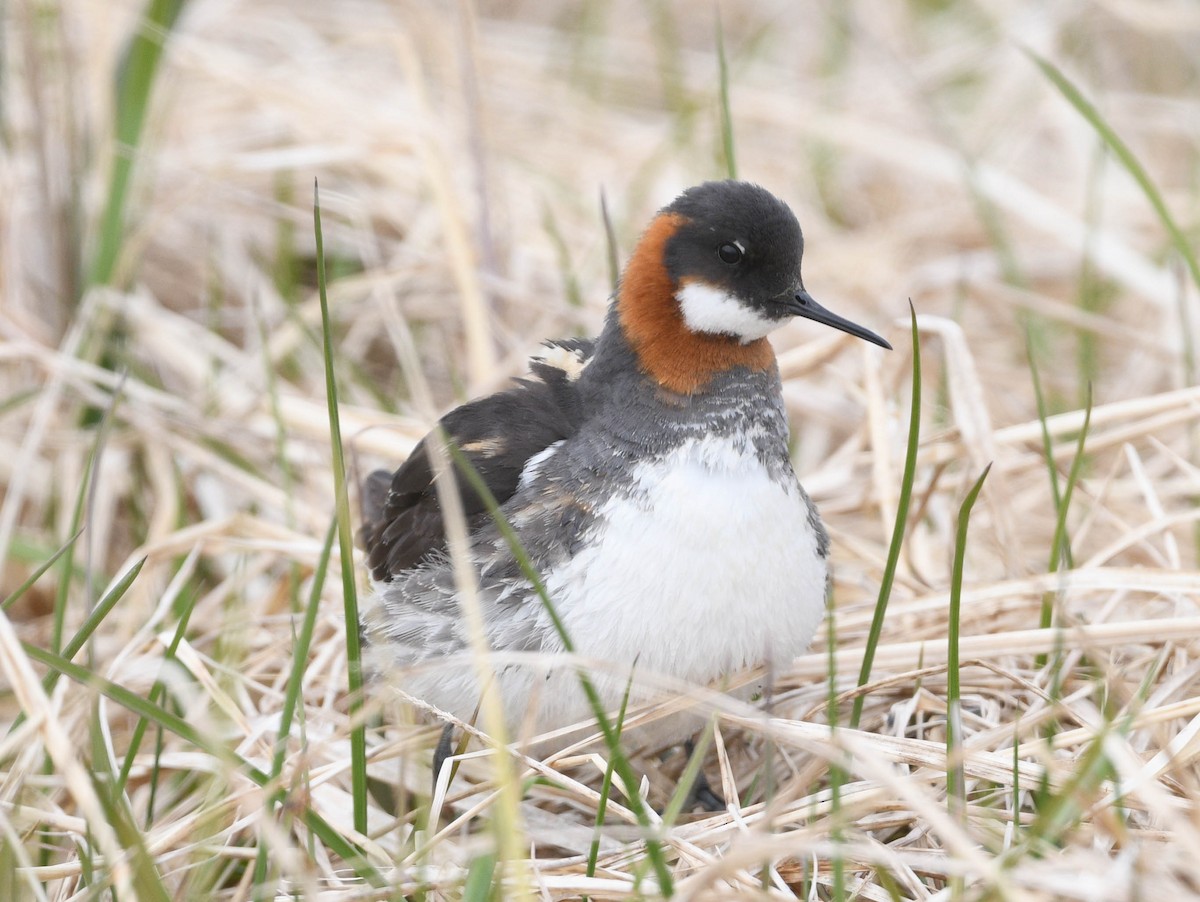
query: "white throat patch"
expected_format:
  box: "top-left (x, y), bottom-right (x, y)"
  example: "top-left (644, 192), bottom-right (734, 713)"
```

top-left (676, 281), bottom-right (779, 343)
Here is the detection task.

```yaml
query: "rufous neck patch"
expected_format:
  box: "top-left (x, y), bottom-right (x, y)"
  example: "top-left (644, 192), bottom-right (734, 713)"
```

top-left (617, 213), bottom-right (776, 395)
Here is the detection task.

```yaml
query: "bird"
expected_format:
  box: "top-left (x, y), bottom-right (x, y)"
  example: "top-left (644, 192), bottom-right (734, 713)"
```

top-left (358, 180), bottom-right (890, 803)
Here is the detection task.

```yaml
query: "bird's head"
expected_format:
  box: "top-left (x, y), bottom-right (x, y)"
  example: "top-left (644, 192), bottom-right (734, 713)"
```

top-left (617, 180), bottom-right (890, 393)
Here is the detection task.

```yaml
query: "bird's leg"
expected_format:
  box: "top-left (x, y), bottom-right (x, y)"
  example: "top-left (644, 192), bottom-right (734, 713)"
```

top-left (431, 722), bottom-right (455, 797)
top-left (684, 738), bottom-right (726, 812)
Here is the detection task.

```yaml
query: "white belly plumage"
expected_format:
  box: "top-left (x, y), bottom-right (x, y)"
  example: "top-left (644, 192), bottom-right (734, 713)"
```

top-left (554, 440), bottom-right (825, 675)
top-left (377, 435), bottom-right (828, 747)
top-left (534, 437), bottom-right (827, 736)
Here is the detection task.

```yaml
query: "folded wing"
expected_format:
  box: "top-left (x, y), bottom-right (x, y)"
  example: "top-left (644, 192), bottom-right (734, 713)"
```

top-left (360, 339), bottom-right (593, 582)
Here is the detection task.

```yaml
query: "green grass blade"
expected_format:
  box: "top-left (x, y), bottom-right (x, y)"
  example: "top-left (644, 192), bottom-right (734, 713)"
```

top-left (1027, 50), bottom-right (1200, 295)
top-left (61, 558), bottom-right (146, 664)
top-left (443, 437), bottom-right (674, 895)
top-left (253, 516), bottom-right (337, 893)
top-left (462, 852), bottom-right (499, 902)
top-left (90, 772), bottom-right (172, 902)
top-left (271, 516), bottom-right (336, 780)
top-left (55, 553), bottom-right (148, 852)
top-left (88, 0), bottom-right (188, 288)
top-left (661, 721), bottom-right (712, 827)
top-left (313, 181), bottom-right (369, 837)
top-left (715, 11), bottom-right (736, 180)
top-left (1039, 383), bottom-right (1093, 641)
top-left (1021, 658), bottom-right (1158, 856)
top-left (22, 641), bottom-right (387, 887)
top-left (1011, 719), bottom-right (1022, 847)
top-left (1048, 383), bottom-right (1093, 578)
top-left (850, 301), bottom-right (920, 729)
top-left (1024, 726), bottom-right (1111, 849)
top-left (54, 373), bottom-right (127, 654)
top-left (38, 397), bottom-right (121, 876)
top-left (0, 387), bottom-right (42, 418)
top-left (826, 604), bottom-right (845, 901)
top-left (1, 529), bottom-right (82, 612)
top-left (876, 868), bottom-right (905, 902)
top-left (6, 557), bottom-right (145, 743)
top-left (113, 578), bottom-right (195, 801)
top-left (586, 670), bottom-right (633, 880)
top-left (948, 463), bottom-right (992, 826)
top-left (600, 188), bottom-right (620, 294)
top-left (1025, 329), bottom-right (1064, 519)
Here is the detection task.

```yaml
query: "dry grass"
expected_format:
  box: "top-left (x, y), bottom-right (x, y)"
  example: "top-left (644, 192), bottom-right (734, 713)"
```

top-left (2, 0), bottom-right (1199, 899)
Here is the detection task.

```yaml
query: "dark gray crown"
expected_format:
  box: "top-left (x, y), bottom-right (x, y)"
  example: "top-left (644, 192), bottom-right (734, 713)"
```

top-left (660, 180), bottom-right (804, 306)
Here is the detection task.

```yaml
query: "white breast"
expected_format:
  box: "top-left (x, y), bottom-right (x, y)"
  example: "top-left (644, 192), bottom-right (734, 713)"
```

top-left (372, 434), bottom-right (829, 745)
top-left (539, 435), bottom-right (827, 727)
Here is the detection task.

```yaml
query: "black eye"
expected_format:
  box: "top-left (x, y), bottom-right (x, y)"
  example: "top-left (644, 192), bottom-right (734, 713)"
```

top-left (717, 242), bottom-right (743, 264)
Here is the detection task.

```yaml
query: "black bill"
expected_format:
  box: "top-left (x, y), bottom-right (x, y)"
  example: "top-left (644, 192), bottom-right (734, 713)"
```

top-left (783, 289), bottom-right (892, 350)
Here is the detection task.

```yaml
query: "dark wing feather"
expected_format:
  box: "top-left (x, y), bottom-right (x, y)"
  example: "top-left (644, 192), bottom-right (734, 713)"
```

top-left (360, 339), bottom-right (593, 582)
